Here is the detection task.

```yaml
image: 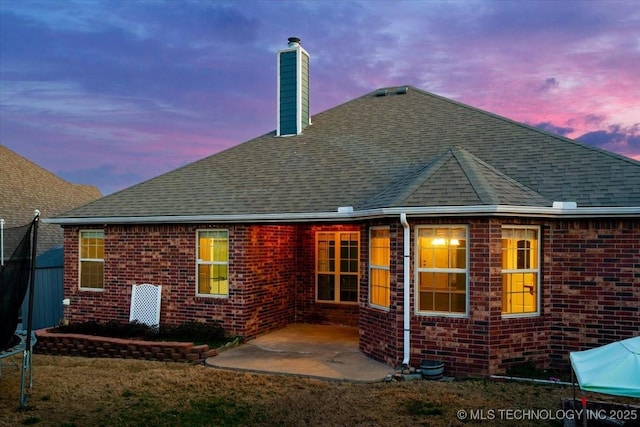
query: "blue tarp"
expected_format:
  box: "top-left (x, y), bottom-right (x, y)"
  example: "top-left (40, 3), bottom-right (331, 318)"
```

top-left (570, 336), bottom-right (640, 398)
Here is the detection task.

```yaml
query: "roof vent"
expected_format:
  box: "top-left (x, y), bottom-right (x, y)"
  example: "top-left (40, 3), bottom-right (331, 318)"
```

top-left (552, 201), bottom-right (578, 209)
top-left (375, 88), bottom-right (389, 97)
top-left (396, 86), bottom-right (409, 95)
top-left (287, 37), bottom-right (301, 47)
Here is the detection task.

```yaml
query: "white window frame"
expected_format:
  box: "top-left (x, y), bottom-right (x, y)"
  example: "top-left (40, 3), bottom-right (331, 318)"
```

top-left (501, 225), bottom-right (541, 318)
top-left (415, 225), bottom-right (469, 317)
top-left (315, 231), bottom-right (360, 304)
top-left (368, 226), bottom-right (390, 311)
top-left (78, 229), bottom-right (105, 291)
top-left (196, 229), bottom-right (229, 298)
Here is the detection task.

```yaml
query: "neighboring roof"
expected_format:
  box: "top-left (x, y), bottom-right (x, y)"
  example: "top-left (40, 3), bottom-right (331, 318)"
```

top-left (53, 87), bottom-right (640, 223)
top-left (0, 145), bottom-right (102, 253)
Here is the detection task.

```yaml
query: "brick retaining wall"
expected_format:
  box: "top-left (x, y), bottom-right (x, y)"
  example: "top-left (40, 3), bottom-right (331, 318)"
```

top-left (35, 328), bottom-right (218, 363)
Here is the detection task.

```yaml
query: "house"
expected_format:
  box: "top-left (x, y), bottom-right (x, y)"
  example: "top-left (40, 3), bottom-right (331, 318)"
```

top-left (49, 38), bottom-right (640, 377)
top-left (1, 145), bottom-right (102, 328)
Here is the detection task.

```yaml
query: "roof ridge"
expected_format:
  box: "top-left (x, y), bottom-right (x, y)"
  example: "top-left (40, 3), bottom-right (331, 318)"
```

top-left (359, 150), bottom-right (453, 208)
top-left (450, 146), bottom-right (498, 205)
top-left (450, 146), bottom-right (549, 204)
top-left (390, 150), bottom-right (453, 204)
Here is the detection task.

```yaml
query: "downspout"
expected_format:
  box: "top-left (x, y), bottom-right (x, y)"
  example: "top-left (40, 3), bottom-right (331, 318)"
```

top-left (1, 218), bottom-right (4, 266)
top-left (400, 213), bottom-right (411, 366)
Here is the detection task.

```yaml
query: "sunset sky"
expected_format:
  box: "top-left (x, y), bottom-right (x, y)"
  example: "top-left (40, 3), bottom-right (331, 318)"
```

top-left (1, 0), bottom-right (639, 195)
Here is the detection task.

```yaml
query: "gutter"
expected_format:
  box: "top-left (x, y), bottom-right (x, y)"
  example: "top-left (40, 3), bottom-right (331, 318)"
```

top-left (44, 204), bottom-right (640, 225)
top-left (400, 213), bottom-right (411, 366)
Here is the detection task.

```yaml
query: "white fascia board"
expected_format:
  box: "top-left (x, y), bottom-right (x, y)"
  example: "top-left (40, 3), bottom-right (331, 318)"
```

top-left (43, 205), bottom-right (640, 225)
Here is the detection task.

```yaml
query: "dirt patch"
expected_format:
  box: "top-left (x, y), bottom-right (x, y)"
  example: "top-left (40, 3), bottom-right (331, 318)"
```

top-left (1, 355), bottom-right (637, 427)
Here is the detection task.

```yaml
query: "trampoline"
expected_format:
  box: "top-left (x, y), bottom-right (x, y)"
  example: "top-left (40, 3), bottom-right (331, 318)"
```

top-left (0, 211), bottom-right (39, 408)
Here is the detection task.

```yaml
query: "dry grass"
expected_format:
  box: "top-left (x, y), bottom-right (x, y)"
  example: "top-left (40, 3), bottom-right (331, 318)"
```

top-left (0, 355), bottom-right (633, 427)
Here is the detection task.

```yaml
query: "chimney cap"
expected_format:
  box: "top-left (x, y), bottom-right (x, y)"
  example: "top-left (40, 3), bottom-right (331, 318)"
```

top-left (288, 37), bottom-right (301, 46)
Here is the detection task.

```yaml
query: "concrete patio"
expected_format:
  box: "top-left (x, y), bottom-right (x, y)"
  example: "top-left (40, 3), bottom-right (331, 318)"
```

top-left (205, 324), bottom-right (394, 382)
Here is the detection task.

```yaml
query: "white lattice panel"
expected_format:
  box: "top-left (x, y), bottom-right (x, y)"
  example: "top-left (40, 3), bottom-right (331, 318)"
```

top-left (129, 284), bottom-right (162, 327)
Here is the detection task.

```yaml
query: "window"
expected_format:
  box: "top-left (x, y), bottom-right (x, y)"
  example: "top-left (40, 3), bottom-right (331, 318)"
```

top-left (197, 230), bottom-right (229, 297)
top-left (79, 230), bottom-right (104, 290)
top-left (316, 232), bottom-right (359, 303)
top-left (369, 227), bottom-right (390, 309)
top-left (502, 226), bottom-right (539, 315)
top-left (416, 226), bottom-right (468, 315)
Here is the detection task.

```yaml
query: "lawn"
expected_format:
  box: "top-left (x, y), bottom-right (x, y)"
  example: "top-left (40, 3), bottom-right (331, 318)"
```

top-left (0, 355), bottom-right (635, 426)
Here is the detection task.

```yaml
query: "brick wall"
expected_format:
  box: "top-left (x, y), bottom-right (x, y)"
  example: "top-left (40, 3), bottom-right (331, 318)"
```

top-left (62, 217), bottom-right (639, 377)
top-left (234, 225), bottom-right (298, 338)
top-left (359, 221), bottom-right (402, 366)
top-left (359, 217), bottom-right (639, 377)
top-left (406, 219), bottom-right (516, 377)
top-left (63, 224), bottom-right (299, 339)
top-left (548, 219), bottom-right (640, 370)
top-left (63, 223), bottom-right (359, 340)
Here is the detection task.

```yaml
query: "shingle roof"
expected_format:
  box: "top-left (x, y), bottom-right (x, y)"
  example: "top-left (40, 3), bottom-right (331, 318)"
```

top-left (56, 87), bottom-right (640, 221)
top-left (0, 145), bottom-right (101, 253)
top-left (361, 147), bottom-right (551, 208)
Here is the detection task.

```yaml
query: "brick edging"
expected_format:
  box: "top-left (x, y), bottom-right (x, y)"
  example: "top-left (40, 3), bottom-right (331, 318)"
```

top-left (34, 328), bottom-right (218, 363)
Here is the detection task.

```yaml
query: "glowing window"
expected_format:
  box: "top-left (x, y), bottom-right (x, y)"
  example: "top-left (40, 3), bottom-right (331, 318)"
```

top-left (197, 230), bottom-right (229, 297)
top-left (416, 226), bottom-right (468, 315)
top-left (79, 230), bottom-right (104, 290)
top-left (369, 227), bottom-right (390, 309)
top-left (317, 232), bottom-right (359, 303)
top-left (502, 226), bottom-right (540, 315)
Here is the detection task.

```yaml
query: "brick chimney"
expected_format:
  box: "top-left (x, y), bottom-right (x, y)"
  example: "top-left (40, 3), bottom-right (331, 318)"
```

top-left (277, 37), bottom-right (310, 136)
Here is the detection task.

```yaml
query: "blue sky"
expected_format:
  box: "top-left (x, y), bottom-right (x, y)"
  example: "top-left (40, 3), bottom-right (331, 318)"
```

top-left (1, 0), bottom-right (639, 195)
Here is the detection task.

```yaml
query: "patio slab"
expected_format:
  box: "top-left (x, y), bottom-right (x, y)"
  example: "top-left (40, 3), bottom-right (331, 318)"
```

top-left (205, 324), bottom-right (394, 382)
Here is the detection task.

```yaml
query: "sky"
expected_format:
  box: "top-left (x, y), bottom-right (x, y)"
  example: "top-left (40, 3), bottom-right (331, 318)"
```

top-left (1, 0), bottom-right (639, 196)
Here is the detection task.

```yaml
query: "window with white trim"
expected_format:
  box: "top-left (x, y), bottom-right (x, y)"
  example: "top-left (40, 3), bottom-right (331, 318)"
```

top-left (316, 231), bottom-right (359, 303)
top-left (502, 226), bottom-right (540, 315)
top-left (197, 230), bottom-right (229, 297)
top-left (416, 226), bottom-right (468, 315)
top-left (79, 230), bottom-right (104, 290)
top-left (369, 227), bottom-right (390, 309)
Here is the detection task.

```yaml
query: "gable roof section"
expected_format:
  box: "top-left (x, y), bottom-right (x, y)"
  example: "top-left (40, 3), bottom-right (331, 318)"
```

top-left (361, 147), bottom-right (550, 209)
top-left (52, 87), bottom-right (640, 223)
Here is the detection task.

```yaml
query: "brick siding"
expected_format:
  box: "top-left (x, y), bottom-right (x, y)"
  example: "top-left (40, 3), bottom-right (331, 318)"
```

top-left (63, 217), bottom-right (639, 377)
top-left (547, 219), bottom-right (640, 370)
top-left (62, 223), bottom-right (358, 340)
top-left (359, 217), bottom-right (639, 377)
